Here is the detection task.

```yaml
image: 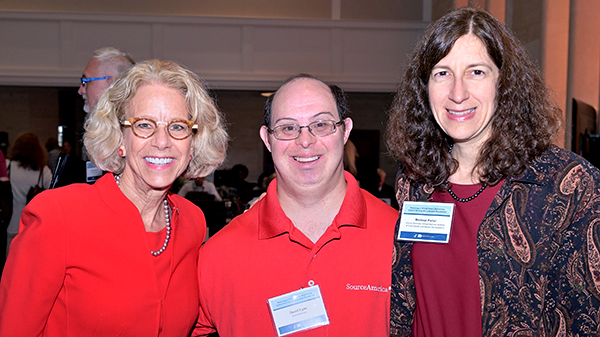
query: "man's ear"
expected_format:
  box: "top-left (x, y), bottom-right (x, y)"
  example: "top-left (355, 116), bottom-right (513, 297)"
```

top-left (259, 126), bottom-right (272, 152)
top-left (342, 118), bottom-right (353, 144)
top-left (106, 70), bottom-right (118, 85)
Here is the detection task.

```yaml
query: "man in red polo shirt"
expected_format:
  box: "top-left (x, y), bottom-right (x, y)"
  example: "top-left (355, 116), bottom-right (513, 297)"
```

top-left (193, 74), bottom-right (398, 337)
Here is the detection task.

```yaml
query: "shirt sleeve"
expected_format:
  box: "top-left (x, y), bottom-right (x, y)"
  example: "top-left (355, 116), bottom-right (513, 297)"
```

top-left (564, 164), bottom-right (600, 333)
top-left (191, 247), bottom-right (218, 337)
top-left (0, 194), bottom-right (67, 336)
top-left (205, 182), bottom-right (222, 201)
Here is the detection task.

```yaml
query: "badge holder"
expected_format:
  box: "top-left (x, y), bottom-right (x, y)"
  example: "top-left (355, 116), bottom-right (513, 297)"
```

top-left (86, 161), bottom-right (102, 183)
top-left (267, 285), bottom-right (330, 336)
top-left (397, 201), bottom-right (455, 243)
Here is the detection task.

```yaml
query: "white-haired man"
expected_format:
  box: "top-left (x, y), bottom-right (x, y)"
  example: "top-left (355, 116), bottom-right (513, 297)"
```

top-left (78, 47), bottom-right (135, 113)
top-left (55, 48), bottom-right (135, 186)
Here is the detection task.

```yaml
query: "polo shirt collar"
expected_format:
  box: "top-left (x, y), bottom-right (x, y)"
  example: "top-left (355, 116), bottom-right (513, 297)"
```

top-left (258, 171), bottom-right (367, 240)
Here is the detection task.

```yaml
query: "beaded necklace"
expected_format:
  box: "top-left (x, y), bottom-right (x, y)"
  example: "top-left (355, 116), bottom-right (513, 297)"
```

top-left (446, 182), bottom-right (487, 203)
top-left (115, 174), bottom-right (171, 256)
top-left (446, 144), bottom-right (487, 203)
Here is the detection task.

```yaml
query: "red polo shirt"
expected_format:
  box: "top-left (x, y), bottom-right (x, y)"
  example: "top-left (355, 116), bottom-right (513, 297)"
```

top-left (193, 171), bottom-right (398, 337)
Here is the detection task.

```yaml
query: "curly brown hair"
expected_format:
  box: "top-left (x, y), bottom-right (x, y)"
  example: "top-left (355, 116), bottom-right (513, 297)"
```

top-left (386, 7), bottom-right (561, 189)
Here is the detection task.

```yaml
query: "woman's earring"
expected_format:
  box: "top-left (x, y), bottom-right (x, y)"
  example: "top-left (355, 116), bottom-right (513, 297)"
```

top-left (118, 149), bottom-right (124, 157)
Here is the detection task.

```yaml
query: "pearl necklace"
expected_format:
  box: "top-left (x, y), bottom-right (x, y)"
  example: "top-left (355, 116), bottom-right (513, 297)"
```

top-left (115, 174), bottom-right (171, 256)
top-left (446, 182), bottom-right (487, 203)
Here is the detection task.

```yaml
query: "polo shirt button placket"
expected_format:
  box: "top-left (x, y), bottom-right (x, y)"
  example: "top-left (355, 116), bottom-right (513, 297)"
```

top-left (307, 251), bottom-right (318, 287)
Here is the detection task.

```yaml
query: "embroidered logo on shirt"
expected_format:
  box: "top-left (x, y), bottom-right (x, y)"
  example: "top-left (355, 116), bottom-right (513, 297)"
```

top-left (346, 283), bottom-right (389, 292)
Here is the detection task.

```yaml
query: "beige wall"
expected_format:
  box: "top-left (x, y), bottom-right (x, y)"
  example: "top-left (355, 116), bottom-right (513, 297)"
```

top-left (512, 0), bottom-right (543, 63)
top-left (3, 0), bottom-right (600, 176)
top-left (541, 0), bottom-right (569, 148)
top-left (0, 0), bottom-right (423, 21)
top-left (0, 2), bottom-right (427, 182)
top-left (0, 87), bottom-right (61, 154)
top-left (342, 0), bottom-right (423, 20)
top-left (568, 0), bottom-right (600, 122)
top-left (433, 0), bottom-right (455, 20)
top-left (0, 0), bottom-right (332, 19)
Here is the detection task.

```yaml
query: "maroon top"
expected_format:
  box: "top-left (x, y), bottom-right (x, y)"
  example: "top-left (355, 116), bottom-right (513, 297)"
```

top-left (411, 181), bottom-right (502, 337)
top-left (0, 152), bottom-right (7, 178)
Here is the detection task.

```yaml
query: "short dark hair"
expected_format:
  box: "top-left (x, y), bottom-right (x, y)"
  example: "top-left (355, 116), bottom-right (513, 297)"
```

top-left (263, 73), bottom-right (349, 127)
top-left (386, 7), bottom-right (561, 188)
top-left (232, 164), bottom-right (249, 179)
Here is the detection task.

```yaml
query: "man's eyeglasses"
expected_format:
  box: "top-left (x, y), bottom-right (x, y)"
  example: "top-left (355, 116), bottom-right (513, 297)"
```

top-left (267, 120), bottom-right (344, 141)
top-left (80, 76), bottom-right (110, 86)
top-left (121, 117), bottom-right (198, 140)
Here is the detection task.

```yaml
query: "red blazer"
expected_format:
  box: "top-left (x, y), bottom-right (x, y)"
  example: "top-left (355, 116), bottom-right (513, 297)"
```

top-left (0, 173), bottom-right (206, 336)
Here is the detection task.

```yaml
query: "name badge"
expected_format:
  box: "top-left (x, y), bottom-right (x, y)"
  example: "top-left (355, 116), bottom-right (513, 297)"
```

top-left (397, 201), bottom-right (454, 243)
top-left (86, 161), bottom-right (102, 183)
top-left (267, 285), bottom-right (330, 336)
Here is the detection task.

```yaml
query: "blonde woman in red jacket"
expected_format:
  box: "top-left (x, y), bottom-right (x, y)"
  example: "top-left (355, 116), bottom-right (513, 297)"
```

top-left (0, 59), bottom-right (228, 336)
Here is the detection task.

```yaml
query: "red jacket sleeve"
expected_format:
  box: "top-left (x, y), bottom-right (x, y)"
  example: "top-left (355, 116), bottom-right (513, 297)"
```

top-left (0, 194), bottom-right (67, 336)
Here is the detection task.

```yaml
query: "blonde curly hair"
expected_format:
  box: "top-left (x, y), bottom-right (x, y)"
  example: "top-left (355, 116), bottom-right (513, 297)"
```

top-left (84, 59), bottom-right (228, 178)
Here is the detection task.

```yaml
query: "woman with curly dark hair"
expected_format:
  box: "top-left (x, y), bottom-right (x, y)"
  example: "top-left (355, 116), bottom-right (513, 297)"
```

top-left (387, 7), bottom-right (600, 336)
